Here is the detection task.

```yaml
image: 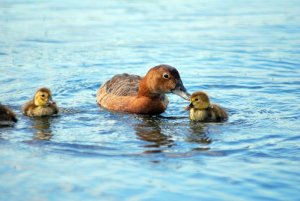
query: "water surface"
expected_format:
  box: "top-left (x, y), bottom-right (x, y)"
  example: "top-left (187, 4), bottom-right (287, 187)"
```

top-left (1, 0), bottom-right (300, 200)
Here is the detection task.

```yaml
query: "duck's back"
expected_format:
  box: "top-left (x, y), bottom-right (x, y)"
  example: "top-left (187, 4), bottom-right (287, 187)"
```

top-left (103, 73), bottom-right (142, 97)
top-left (96, 74), bottom-right (142, 109)
top-left (210, 104), bottom-right (228, 121)
top-left (0, 105), bottom-right (17, 126)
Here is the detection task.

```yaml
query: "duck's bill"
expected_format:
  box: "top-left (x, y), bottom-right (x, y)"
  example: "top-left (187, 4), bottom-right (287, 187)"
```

top-left (171, 87), bottom-right (190, 100)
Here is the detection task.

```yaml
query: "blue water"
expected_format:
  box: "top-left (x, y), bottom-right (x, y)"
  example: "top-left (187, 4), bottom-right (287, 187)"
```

top-left (1, 0), bottom-right (300, 200)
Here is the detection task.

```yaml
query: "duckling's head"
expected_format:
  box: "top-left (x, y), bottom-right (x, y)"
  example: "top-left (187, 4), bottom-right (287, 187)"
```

top-left (185, 91), bottom-right (211, 110)
top-left (144, 64), bottom-right (190, 100)
top-left (34, 88), bottom-right (53, 107)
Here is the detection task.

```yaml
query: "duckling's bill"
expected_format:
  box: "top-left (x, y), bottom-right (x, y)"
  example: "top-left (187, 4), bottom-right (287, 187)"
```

top-left (185, 102), bottom-right (193, 110)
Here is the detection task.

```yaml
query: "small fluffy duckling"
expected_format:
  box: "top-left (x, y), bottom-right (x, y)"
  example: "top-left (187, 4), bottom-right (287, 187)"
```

top-left (185, 91), bottom-right (228, 122)
top-left (22, 87), bottom-right (59, 117)
top-left (0, 104), bottom-right (18, 126)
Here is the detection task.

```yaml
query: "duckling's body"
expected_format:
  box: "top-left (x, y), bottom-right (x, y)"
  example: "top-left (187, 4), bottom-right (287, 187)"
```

top-left (97, 64), bottom-right (189, 114)
top-left (22, 87), bottom-right (59, 117)
top-left (23, 104), bottom-right (58, 116)
top-left (0, 104), bottom-right (18, 126)
top-left (189, 104), bottom-right (228, 122)
top-left (186, 91), bottom-right (228, 122)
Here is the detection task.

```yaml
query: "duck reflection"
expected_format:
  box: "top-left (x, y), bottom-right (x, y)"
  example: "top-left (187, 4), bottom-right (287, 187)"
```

top-left (134, 116), bottom-right (174, 150)
top-left (31, 116), bottom-right (53, 140)
top-left (186, 122), bottom-right (212, 145)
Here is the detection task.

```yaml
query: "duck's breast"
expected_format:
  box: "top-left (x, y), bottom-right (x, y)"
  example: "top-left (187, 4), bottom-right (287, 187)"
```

top-left (32, 106), bottom-right (57, 116)
top-left (190, 109), bottom-right (208, 121)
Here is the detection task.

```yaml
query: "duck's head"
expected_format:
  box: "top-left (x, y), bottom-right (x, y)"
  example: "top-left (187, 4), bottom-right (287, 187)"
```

top-left (144, 64), bottom-right (190, 100)
top-left (185, 91), bottom-right (211, 110)
top-left (34, 87), bottom-right (54, 107)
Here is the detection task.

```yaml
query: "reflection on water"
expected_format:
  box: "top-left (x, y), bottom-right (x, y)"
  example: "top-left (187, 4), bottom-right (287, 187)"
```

top-left (134, 116), bottom-right (174, 151)
top-left (31, 116), bottom-right (53, 140)
top-left (134, 115), bottom-right (214, 155)
top-left (187, 122), bottom-right (212, 144)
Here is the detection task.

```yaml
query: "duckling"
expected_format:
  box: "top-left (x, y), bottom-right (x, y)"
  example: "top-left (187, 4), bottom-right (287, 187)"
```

top-left (22, 87), bottom-right (59, 117)
top-left (0, 104), bottom-right (18, 126)
top-left (185, 91), bottom-right (228, 122)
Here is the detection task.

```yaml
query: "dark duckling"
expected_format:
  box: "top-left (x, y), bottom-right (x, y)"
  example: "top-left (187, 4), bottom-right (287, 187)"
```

top-left (0, 104), bottom-right (18, 126)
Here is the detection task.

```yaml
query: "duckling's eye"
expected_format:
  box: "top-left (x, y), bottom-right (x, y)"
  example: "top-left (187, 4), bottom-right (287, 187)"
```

top-left (195, 98), bottom-right (199, 101)
top-left (163, 73), bottom-right (169, 79)
top-left (41, 94), bottom-right (46, 98)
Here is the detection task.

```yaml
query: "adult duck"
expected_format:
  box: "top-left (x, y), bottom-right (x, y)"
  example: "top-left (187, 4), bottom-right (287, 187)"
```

top-left (96, 64), bottom-right (190, 114)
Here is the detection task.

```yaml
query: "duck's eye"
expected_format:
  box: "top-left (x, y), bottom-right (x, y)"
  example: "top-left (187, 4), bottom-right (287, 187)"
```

top-left (163, 73), bottom-right (169, 79)
top-left (195, 98), bottom-right (199, 101)
top-left (41, 94), bottom-right (45, 98)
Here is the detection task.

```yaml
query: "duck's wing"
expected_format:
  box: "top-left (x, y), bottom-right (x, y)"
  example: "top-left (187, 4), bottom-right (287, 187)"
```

top-left (102, 73), bottom-right (142, 96)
